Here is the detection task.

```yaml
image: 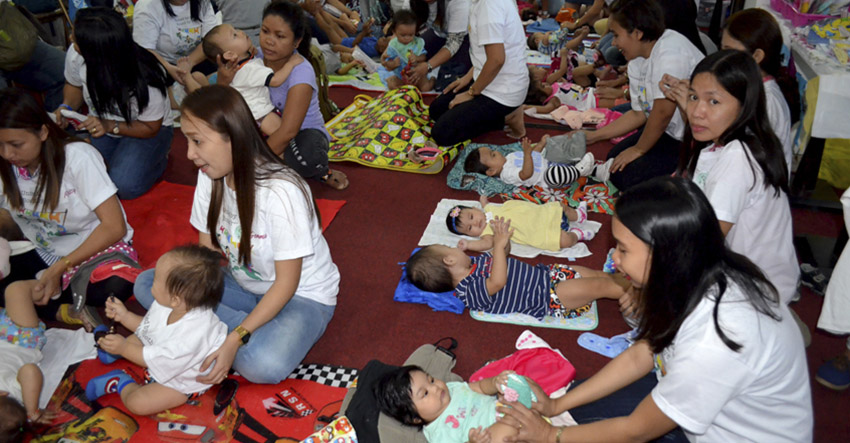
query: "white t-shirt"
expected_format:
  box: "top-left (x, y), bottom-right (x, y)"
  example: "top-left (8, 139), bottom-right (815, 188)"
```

top-left (652, 282), bottom-right (813, 442)
top-left (818, 187), bottom-right (850, 334)
top-left (499, 151), bottom-right (548, 188)
top-left (427, 0), bottom-right (471, 37)
top-left (231, 58), bottom-right (275, 120)
top-left (64, 46), bottom-right (173, 127)
top-left (0, 340), bottom-right (42, 403)
top-left (132, 0), bottom-right (218, 64)
top-left (763, 78), bottom-right (792, 175)
top-left (692, 139), bottom-right (799, 305)
top-left (468, 0), bottom-right (528, 107)
top-left (190, 170), bottom-right (340, 305)
top-left (628, 30), bottom-right (703, 141)
top-left (0, 143), bottom-right (133, 257)
top-left (136, 300), bottom-right (227, 394)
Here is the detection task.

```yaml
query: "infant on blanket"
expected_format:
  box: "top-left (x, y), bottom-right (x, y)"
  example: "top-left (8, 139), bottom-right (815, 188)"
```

top-left (447, 195), bottom-right (594, 252)
top-left (408, 217), bottom-right (627, 320)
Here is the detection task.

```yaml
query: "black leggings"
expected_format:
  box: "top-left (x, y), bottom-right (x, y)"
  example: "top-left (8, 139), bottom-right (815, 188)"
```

top-left (606, 128), bottom-right (682, 191)
top-left (281, 128), bottom-right (331, 182)
top-left (0, 250), bottom-right (134, 321)
top-left (429, 86), bottom-right (518, 146)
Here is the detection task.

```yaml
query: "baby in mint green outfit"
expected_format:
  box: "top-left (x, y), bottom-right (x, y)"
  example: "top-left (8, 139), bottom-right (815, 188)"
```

top-left (375, 366), bottom-right (537, 442)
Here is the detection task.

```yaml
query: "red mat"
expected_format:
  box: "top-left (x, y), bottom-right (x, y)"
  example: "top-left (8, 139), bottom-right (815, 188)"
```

top-left (123, 181), bottom-right (346, 268)
top-left (35, 359), bottom-right (348, 442)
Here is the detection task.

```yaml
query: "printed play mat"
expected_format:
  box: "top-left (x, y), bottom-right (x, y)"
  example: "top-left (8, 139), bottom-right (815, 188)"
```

top-left (501, 177), bottom-right (619, 215)
top-left (324, 86), bottom-right (466, 174)
top-left (27, 360), bottom-right (358, 442)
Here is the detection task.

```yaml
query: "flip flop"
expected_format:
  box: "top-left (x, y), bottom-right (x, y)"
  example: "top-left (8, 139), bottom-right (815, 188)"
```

top-left (577, 330), bottom-right (635, 358)
top-left (321, 169), bottom-right (349, 190)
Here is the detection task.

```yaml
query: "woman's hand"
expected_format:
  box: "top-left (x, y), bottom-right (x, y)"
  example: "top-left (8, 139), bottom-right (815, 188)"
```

top-left (408, 61), bottom-right (428, 84)
top-left (97, 333), bottom-right (126, 355)
top-left (497, 402), bottom-right (556, 443)
top-left (659, 74), bottom-right (689, 112)
top-left (449, 91), bottom-right (474, 109)
top-left (611, 146), bottom-right (644, 173)
top-left (82, 116), bottom-right (107, 138)
top-left (32, 263), bottom-right (63, 305)
top-left (27, 408), bottom-right (58, 425)
top-left (197, 336), bottom-right (240, 385)
top-left (443, 74), bottom-right (472, 95)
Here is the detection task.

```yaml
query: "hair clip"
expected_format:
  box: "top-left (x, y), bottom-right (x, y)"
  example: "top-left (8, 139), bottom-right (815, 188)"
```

top-left (449, 207), bottom-right (461, 218)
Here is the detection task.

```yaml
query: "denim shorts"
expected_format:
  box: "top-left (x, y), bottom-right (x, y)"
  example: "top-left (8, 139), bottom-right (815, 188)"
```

top-left (0, 309), bottom-right (46, 350)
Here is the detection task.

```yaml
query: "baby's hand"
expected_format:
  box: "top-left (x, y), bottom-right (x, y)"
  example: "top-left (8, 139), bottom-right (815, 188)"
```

top-left (105, 296), bottom-right (127, 322)
top-left (468, 426), bottom-right (492, 443)
top-left (97, 333), bottom-right (126, 355)
top-left (494, 370), bottom-right (516, 394)
top-left (521, 136), bottom-right (534, 154)
top-left (576, 27), bottom-right (590, 39)
top-left (490, 216), bottom-right (514, 249)
top-left (457, 239), bottom-right (469, 251)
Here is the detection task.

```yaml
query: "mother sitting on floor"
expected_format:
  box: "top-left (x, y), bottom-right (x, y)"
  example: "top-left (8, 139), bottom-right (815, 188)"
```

top-left (578, 0), bottom-right (702, 191)
top-left (428, 0), bottom-right (529, 146)
top-left (407, 0), bottom-right (472, 91)
top-left (134, 84), bottom-right (340, 384)
top-left (217, 0), bottom-right (349, 190)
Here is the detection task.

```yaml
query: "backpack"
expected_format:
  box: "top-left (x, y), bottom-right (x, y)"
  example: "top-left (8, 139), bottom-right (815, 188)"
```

top-left (308, 43), bottom-right (339, 122)
top-left (0, 1), bottom-right (38, 71)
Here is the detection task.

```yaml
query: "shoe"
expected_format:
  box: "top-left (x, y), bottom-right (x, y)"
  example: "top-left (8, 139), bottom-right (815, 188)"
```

top-left (592, 159), bottom-right (613, 182)
top-left (569, 227), bottom-right (595, 242)
top-left (800, 263), bottom-right (829, 295)
top-left (86, 369), bottom-right (134, 401)
top-left (575, 152), bottom-right (595, 177)
top-left (816, 353), bottom-right (850, 391)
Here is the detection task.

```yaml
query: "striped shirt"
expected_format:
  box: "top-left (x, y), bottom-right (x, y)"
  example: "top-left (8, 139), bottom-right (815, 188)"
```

top-left (455, 253), bottom-right (550, 319)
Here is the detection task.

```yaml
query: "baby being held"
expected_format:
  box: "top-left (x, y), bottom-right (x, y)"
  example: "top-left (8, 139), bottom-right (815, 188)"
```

top-left (85, 245), bottom-right (228, 416)
top-left (448, 194), bottom-right (593, 252)
top-left (409, 217), bottom-right (627, 319)
top-left (180, 23), bottom-right (300, 136)
top-left (375, 367), bottom-right (532, 442)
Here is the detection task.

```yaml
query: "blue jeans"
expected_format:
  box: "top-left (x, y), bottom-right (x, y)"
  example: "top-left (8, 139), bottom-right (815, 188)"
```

top-left (134, 268), bottom-right (336, 384)
top-left (0, 40), bottom-right (66, 110)
top-left (90, 125), bottom-right (173, 200)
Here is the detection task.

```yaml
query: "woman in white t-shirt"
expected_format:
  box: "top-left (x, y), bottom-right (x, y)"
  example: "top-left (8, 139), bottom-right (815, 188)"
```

top-left (721, 8), bottom-right (797, 176)
top-left (134, 85), bottom-right (340, 384)
top-left (428, 0), bottom-right (529, 146)
top-left (0, 88), bottom-right (135, 330)
top-left (669, 50), bottom-right (798, 307)
top-left (580, 0), bottom-right (703, 191)
top-left (497, 176), bottom-right (812, 442)
top-left (407, 0), bottom-right (472, 90)
top-left (132, 0), bottom-right (218, 83)
top-left (55, 8), bottom-right (173, 200)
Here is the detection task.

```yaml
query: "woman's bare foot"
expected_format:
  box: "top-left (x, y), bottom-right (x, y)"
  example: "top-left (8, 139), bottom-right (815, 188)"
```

top-left (504, 107), bottom-right (526, 139)
top-left (322, 169), bottom-right (350, 190)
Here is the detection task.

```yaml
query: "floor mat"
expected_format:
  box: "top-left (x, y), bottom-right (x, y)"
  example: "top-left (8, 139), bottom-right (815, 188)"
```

top-left (123, 181), bottom-right (346, 268)
top-left (324, 86), bottom-right (466, 174)
top-left (32, 359), bottom-right (357, 442)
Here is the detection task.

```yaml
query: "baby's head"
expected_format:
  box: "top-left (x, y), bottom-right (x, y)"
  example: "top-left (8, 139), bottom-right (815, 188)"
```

top-left (203, 23), bottom-right (254, 63)
top-left (445, 205), bottom-right (487, 237)
top-left (0, 396), bottom-right (26, 443)
top-left (390, 9), bottom-right (418, 45)
top-left (526, 68), bottom-right (550, 105)
top-left (152, 245), bottom-right (225, 312)
top-left (464, 146), bottom-right (507, 177)
top-left (374, 365), bottom-right (450, 428)
top-left (527, 32), bottom-right (546, 51)
top-left (406, 245), bottom-right (468, 293)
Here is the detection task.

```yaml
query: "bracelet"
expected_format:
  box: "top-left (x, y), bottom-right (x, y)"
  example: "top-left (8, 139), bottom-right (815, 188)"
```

top-left (62, 257), bottom-right (73, 270)
top-left (556, 426), bottom-right (564, 443)
top-left (59, 104), bottom-right (73, 111)
top-left (623, 88), bottom-right (630, 100)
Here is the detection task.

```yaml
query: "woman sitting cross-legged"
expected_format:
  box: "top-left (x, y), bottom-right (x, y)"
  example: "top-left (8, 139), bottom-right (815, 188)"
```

top-left (55, 7), bottom-right (173, 200)
top-left (134, 84), bottom-right (340, 384)
top-left (0, 88), bottom-right (137, 330)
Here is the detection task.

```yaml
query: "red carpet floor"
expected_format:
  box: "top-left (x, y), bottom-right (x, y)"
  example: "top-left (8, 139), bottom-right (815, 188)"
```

top-left (151, 86), bottom-right (847, 442)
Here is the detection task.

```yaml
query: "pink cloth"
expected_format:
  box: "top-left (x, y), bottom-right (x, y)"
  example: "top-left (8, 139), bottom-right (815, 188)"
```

top-left (469, 347), bottom-right (576, 395)
top-left (594, 108), bottom-right (637, 144)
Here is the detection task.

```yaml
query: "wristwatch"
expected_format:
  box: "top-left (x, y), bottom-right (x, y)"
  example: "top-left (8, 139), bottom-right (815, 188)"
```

top-left (427, 61), bottom-right (433, 73)
top-left (234, 325), bottom-right (251, 345)
top-left (112, 122), bottom-right (120, 135)
top-left (468, 85), bottom-right (477, 97)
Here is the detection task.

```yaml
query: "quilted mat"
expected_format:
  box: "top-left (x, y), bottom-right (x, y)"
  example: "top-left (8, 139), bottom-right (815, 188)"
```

top-left (500, 177), bottom-right (619, 215)
top-left (324, 86), bottom-right (467, 174)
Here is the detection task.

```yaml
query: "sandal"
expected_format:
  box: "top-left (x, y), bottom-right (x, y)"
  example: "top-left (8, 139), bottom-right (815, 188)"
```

top-left (321, 169), bottom-right (349, 190)
top-left (56, 304), bottom-right (102, 332)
